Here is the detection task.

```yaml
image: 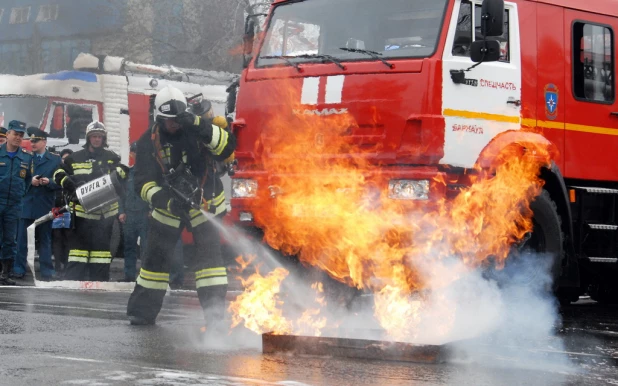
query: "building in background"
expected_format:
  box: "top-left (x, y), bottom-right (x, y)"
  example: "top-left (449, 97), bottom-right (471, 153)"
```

top-left (0, 0), bottom-right (245, 76)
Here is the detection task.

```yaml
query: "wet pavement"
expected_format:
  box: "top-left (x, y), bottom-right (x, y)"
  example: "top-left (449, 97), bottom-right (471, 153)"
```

top-left (0, 285), bottom-right (616, 386)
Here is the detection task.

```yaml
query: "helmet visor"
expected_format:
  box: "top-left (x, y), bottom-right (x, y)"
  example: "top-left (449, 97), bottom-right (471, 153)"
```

top-left (158, 99), bottom-right (187, 118)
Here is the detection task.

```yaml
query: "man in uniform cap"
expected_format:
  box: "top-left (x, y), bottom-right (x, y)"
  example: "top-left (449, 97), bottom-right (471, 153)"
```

top-left (0, 120), bottom-right (33, 285)
top-left (14, 128), bottom-right (61, 280)
top-left (0, 127), bottom-right (7, 146)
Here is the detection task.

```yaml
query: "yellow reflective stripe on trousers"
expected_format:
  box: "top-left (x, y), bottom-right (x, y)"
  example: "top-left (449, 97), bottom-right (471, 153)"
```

top-left (137, 268), bottom-right (169, 290)
top-left (152, 208), bottom-right (181, 228)
top-left (90, 251), bottom-right (112, 264)
top-left (139, 268), bottom-right (169, 282)
top-left (68, 249), bottom-right (89, 263)
top-left (196, 276), bottom-right (228, 288)
top-left (195, 267), bottom-right (227, 289)
top-left (73, 169), bottom-right (92, 175)
top-left (195, 267), bottom-right (227, 280)
top-left (137, 276), bottom-right (168, 290)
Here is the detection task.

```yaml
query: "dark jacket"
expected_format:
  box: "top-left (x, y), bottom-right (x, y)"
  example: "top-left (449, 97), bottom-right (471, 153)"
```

top-left (0, 144), bottom-right (33, 208)
top-left (118, 167), bottom-right (150, 215)
top-left (134, 117), bottom-right (235, 229)
top-left (53, 147), bottom-right (127, 219)
top-left (21, 150), bottom-right (62, 219)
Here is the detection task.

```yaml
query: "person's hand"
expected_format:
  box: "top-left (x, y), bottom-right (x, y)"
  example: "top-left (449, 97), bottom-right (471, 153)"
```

top-left (167, 198), bottom-right (190, 217)
top-left (31, 176), bottom-right (40, 186)
top-left (118, 213), bottom-right (126, 224)
top-left (175, 111), bottom-right (197, 127)
top-left (40, 177), bottom-right (50, 186)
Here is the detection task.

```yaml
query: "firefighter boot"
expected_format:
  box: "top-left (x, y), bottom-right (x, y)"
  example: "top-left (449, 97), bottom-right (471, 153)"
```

top-left (0, 261), bottom-right (16, 286)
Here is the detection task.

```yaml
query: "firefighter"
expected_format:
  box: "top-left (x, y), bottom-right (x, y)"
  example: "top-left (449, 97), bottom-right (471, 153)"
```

top-left (126, 86), bottom-right (236, 328)
top-left (0, 121), bottom-right (33, 285)
top-left (53, 121), bottom-right (128, 281)
top-left (0, 126), bottom-right (7, 146)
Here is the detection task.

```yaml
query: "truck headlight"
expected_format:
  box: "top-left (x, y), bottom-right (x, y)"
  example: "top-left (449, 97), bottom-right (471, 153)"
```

top-left (232, 179), bottom-right (258, 198)
top-left (388, 180), bottom-right (429, 200)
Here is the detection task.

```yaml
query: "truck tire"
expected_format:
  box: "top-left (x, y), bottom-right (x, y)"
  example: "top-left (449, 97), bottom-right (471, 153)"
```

top-left (525, 189), bottom-right (564, 292)
top-left (488, 190), bottom-right (563, 293)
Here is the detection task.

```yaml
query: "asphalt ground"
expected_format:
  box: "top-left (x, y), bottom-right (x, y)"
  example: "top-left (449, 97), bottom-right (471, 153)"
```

top-left (0, 285), bottom-right (616, 386)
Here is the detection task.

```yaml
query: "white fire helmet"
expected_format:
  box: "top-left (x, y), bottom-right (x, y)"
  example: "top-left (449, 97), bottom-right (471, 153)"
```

top-left (154, 86), bottom-right (187, 120)
top-left (85, 121), bottom-right (107, 147)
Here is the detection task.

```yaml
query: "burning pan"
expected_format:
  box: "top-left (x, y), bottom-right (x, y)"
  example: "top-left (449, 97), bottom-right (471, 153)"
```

top-left (262, 332), bottom-right (452, 364)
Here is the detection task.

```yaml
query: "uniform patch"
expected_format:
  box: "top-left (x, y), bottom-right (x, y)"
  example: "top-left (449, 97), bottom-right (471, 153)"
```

top-left (544, 83), bottom-right (559, 121)
top-left (20, 169), bottom-right (26, 178)
top-left (0, 162), bottom-right (5, 166)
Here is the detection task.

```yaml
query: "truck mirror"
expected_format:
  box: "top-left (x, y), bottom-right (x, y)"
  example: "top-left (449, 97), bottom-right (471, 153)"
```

top-left (243, 17), bottom-right (256, 68)
top-left (470, 40), bottom-right (501, 63)
top-left (481, 0), bottom-right (504, 37)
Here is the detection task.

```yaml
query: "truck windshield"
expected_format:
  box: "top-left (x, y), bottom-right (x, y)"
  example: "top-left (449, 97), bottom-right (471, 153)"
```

top-left (257, 0), bottom-right (448, 68)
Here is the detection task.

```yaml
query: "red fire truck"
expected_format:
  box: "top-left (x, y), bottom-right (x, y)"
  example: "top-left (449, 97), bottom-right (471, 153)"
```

top-left (227, 0), bottom-right (618, 303)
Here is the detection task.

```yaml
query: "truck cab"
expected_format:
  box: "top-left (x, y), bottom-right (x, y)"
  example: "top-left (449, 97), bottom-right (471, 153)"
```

top-left (229, 0), bottom-right (618, 301)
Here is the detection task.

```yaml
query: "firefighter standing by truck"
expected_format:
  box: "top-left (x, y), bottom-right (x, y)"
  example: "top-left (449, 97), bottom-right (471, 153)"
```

top-left (126, 86), bottom-right (235, 328)
top-left (53, 121), bottom-right (129, 281)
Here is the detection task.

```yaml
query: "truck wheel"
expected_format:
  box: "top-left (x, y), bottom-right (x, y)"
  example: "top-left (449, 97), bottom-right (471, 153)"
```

top-left (488, 190), bottom-right (563, 292)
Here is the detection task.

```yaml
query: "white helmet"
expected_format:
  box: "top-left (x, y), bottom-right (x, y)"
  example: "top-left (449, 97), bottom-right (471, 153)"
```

top-left (86, 120), bottom-right (106, 137)
top-left (85, 121), bottom-right (107, 148)
top-left (154, 86), bottom-right (187, 120)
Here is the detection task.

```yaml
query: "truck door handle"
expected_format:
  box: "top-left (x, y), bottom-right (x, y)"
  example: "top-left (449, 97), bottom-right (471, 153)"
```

top-left (610, 112), bottom-right (618, 117)
top-left (507, 98), bottom-right (521, 106)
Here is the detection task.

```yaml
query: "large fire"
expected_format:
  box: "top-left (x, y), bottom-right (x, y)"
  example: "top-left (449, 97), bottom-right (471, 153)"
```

top-left (228, 77), bottom-right (552, 342)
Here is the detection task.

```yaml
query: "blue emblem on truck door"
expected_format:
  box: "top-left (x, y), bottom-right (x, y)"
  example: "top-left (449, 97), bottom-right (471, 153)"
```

top-left (544, 83), bottom-right (559, 120)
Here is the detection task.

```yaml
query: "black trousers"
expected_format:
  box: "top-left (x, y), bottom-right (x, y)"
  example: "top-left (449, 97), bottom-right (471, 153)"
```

top-left (127, 218), bottom-right (228, 323)
top-left (53, 228), bottom-right (71, 272)
top-left (64, 216), bottom-right (114, 281)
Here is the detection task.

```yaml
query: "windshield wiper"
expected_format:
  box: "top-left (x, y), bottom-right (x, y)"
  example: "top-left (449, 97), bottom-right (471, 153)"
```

top-left (295, 54), bottom-right (347, 70)
top-left (338, 47), bottom-right (394, 69)
top-left (260, 55), bottom-right (303, 72)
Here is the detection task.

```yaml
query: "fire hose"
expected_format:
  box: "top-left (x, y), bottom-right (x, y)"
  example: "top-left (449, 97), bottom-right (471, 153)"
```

top-left (25, 205), bottom-right (135, 290)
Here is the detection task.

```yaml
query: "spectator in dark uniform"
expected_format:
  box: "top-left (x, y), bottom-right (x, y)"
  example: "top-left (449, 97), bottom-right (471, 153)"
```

top-left (117, 142), bottom-right (150, 282)
top-left (0, 127), bottom-right (7, 146)
top-left (52, 149), bottom-right (74, 276)
top-left (14, 128), bottom-right (61, 280)
top-left (0, 120), bottom-right (33, 285)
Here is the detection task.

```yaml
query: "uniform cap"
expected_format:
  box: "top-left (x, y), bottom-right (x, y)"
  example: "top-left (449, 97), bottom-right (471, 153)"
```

top-left (8, 120), bottom-right (27, 133)
top-left (27, 127), bottom-right (48, 141)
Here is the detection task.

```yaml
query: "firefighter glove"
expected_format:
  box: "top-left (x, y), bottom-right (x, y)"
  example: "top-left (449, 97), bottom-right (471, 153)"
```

top-left (167, 197), bottom-right (191, 217)
top-left (61, 175), bottom-right (77, 194)
top-left (175, 111), bottom-right (198, 128)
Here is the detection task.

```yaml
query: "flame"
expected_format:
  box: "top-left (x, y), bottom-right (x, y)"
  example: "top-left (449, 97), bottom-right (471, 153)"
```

top-left (229, 266), bottom-right (329, 336)
top-left (230, 76), bottom-right (552, 340)
top-left (229, 267), bottom-right (292, 335)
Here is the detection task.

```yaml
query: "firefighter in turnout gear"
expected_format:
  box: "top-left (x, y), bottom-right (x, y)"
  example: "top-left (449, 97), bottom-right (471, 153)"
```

top-left (126, 86), bottom-right (235, 327)
top-left (53, 121), bottom-right (129, 281)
